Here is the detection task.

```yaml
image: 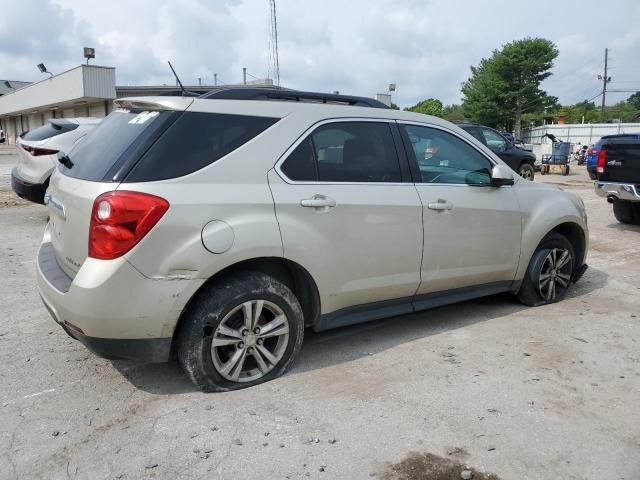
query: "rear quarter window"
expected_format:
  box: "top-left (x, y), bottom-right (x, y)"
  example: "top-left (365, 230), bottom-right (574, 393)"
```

top-left (125, 112), bottom-right (279, 182)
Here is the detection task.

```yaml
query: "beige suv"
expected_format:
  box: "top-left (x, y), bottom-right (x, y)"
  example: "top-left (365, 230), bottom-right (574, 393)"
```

top-left (36, 89), bottom-right (589, 392)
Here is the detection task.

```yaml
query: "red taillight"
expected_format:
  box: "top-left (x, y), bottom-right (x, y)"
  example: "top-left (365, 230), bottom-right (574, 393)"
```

top-left (89, 191), bottom-right (169, 260)
top-left (20, 143), bottom-right (58, 156)
top-left (596, 149), bottom-right (607, 174)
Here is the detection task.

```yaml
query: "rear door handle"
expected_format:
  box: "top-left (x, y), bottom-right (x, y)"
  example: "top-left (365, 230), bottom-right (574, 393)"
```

top-left (300, 195), bottom-right (336, 208)
top-left (427, 199), bottom-right (453, 211)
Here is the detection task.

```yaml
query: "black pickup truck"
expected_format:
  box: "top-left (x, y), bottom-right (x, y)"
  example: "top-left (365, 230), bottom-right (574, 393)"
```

top-left (593, 134), bottom-right (640, 224)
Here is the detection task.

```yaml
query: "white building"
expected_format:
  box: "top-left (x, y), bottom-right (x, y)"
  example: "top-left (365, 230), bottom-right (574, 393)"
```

top-left (0, 64), bottom-right (273, 144)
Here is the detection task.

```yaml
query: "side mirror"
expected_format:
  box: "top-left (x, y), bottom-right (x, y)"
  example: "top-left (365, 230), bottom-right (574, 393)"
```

top-left (490, 164), bottom-right (514, 187)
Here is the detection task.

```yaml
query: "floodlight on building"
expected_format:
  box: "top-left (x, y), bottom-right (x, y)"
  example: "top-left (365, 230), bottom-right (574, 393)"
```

top-left (388, 83), bottom-right (397, 92)
top-left (84, 47), bottom-right (95, 64)
top-left (37, 63), bottom-right (53, 77)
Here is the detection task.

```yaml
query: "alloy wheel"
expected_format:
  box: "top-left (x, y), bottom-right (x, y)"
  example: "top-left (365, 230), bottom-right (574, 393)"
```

top-left (520, 168), bottom-right (533, 180)
top-left (211, 300), bottom-right (290, 383)
top-left (537, 248), bottom-right (573, 302)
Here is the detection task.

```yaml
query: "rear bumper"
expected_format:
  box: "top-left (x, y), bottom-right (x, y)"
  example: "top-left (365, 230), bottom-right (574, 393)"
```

top-left (36, 231), bottom-right (204, 363)
top-left (47, 305), bottom-right (172, 363)
top-left (11, 168), bottom-right (47, 204)
top-left (595, 181), bottom-right (640, 202)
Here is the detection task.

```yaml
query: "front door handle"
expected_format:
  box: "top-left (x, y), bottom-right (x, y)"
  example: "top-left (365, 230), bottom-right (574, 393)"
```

top-left (427, 199), bottom-right (453, 211)
top-left (300, 195), bottom-right (336, 208)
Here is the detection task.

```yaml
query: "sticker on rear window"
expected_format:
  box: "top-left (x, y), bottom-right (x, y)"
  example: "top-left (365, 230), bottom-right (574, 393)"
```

top-left (128, 111), bottom-right (159, 125)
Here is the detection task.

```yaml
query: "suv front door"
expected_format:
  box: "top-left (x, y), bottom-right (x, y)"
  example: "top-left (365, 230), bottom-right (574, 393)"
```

top-left (399, 123), bottom-right (522, 296)
top-left (269, 120), bottom-right (423, 318)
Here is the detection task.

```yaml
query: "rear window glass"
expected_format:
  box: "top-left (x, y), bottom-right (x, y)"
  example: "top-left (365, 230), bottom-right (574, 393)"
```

top-left (125, 112), bottom-right (278, 182)
top-left (60, 110), bottom-right (175, 182)
top-left (60, 110), bottom-right (278, 182)
top-left (21, 122), bottom-right (78, 141)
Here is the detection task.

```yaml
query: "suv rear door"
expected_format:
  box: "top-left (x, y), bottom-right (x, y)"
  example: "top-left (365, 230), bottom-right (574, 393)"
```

top-left (269, 119), bottom-right (423, 319)
top-left (399, 122), bottom-right (521, 295)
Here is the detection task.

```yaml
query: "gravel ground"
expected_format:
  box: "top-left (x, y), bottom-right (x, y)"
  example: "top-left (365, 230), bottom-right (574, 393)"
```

top-left (0, 152), bottom-right (638, 480)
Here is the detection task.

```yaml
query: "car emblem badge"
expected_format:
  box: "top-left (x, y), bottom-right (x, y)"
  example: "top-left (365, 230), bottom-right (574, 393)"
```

top-left (45, 194), bottom-right (66, 219)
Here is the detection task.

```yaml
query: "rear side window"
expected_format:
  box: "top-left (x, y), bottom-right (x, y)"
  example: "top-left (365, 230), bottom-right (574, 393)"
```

top-left (126, 112), bottom-right (278, 182)
top-left (21, 122), bottom-right (78, 141)
top-left (280, 121), bottom-right (402, 183)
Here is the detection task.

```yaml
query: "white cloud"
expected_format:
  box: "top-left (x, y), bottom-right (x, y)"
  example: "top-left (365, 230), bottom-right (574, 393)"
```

top-left (1, 0), bottom-right (638, 107)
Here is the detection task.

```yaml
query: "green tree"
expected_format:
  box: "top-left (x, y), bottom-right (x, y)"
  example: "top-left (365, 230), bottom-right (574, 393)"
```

top-left (627, 92), bottom-right (640, 110)
top-left (405, 98), bottom-right (443, 117)
top-left (442, 104), bottom-right (466, 122)
top-left (390, 102), bottom-right (400, 110)
top-left (462, 37), bottom-right (559, 138)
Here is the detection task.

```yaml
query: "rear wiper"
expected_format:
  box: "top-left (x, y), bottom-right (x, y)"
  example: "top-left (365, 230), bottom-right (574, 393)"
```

top-left (57, 153), bottom-right (74, 169)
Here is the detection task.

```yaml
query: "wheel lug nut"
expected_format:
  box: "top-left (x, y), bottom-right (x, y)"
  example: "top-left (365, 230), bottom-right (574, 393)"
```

top-left (253, 327), bottom-right (260, 334)
top-left (238, 342), bottom-right (244, 349)
top-left (257, 338), bottom-right (263, 345)
top-left (241, 329), bottom-right (248, 336)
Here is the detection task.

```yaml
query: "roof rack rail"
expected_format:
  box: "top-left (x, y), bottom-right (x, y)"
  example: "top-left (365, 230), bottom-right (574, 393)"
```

top-left (199, 87), bottom-right (389, 109)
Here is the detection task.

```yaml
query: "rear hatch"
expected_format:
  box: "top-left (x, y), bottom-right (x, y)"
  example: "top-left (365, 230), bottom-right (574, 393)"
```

top-left (47, 99), bottom-right (191, 277)
top-left (599, 135), bottom-right (640, 183)
top-left (17, 120), bottom-right (78, 182)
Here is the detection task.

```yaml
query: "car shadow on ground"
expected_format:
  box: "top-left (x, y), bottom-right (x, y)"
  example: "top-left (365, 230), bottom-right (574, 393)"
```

top-left (606, 222), bottom-right (640, 233)
top-left (111, 266), bottom-right (608, 395)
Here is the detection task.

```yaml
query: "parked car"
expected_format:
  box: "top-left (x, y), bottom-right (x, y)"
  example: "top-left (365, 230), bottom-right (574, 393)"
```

top-left (593, 133), bottom-right (640, 224)
top-left (586, 142), bottom-right (603, 179)
top-left (0, 128), bottom-right (5, 144)
top-left (457, 123), bottom-right (537, 180)
top-left (11, 118), bottom-right (100, 204)
top-left (37, 89), bottom-right (588, 392)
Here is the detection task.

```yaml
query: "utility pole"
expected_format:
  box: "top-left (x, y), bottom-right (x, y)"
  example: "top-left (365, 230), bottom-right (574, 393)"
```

top-left (599, 48), bottom-right (611, 122)
top-left (214, 73), bottom-right (218, 86)
top-left (243, 67), bottom-right (247, 85)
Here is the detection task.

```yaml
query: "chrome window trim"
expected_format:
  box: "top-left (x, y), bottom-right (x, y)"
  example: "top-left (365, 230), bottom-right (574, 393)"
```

top-left (397, 120), bottom-right (512, 187)
top-left (274, 117), bottom-right (410, 186)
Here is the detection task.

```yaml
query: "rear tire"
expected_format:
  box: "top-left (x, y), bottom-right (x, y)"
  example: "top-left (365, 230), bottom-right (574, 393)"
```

top-left (518, 163), bottom-right (535, 181)
top-left (613, 200), bottom-right (640, 225)
top-left (518, 232), bottom-right (575, 307)
top-left (177, 271), bottom-right (304, 392)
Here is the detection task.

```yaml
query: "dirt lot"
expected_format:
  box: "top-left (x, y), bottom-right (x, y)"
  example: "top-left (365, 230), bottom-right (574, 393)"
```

top-left (1, 151), bottom-right (638, 480)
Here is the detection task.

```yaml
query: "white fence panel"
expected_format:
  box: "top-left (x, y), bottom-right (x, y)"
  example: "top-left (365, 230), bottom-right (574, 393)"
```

top-left (522, 123), bottom-right (640, 146)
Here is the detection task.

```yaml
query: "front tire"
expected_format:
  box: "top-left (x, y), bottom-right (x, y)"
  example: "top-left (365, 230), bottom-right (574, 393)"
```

top-left (177, 272), bottom-right (304, 392)
top-left (518, 233), bottom-right (575, 307)
top-left (518, 163), bottom-right (535, 180)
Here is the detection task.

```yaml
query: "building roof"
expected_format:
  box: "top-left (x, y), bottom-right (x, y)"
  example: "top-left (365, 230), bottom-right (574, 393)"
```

top-left (0, 80), bottom-right (32, 96)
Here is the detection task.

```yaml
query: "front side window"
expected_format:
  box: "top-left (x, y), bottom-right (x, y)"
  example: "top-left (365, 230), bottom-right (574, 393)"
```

top-left (481, 128), bottom-right (507, 152)
top-left (402, 125), bottom-right (492, 185)
top-left (280, 121), bottom-right (402, 183)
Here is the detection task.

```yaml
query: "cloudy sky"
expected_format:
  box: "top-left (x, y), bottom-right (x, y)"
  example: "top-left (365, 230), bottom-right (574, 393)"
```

top-left (1, 0), bottom-right (639, 108)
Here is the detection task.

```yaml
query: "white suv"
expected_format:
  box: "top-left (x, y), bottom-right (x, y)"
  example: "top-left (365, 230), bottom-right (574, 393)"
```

top-left (36, 89), bottom-right (589, 391)
top-left (12, 118), bottom-right (100, 204)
